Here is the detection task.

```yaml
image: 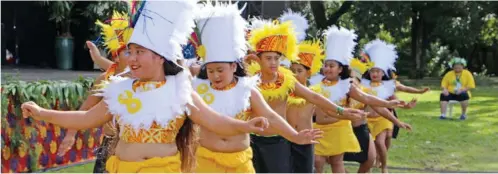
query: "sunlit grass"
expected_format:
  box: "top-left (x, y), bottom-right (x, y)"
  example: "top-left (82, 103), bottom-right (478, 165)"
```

top-left (52, 87), bottom-right (498, 173)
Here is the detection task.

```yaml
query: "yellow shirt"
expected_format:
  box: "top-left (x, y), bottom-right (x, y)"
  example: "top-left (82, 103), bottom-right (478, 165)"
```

top-left (441, 69), bottom-right (475, 95)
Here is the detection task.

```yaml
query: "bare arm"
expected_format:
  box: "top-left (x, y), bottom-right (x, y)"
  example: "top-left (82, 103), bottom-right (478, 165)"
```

top-left (23, 101), bottom-right (111, 130)
top-left (86, 41), bottom-right (114, 71)
top-left (188, 92), bottom-right (264, 136)
top-left (350, 85), bottom-right (397, 108)
top-left (396, 83), bottom-right (429, 94)
top-left (250, 89), bottom-right (300, 142)
top-left (370, 106), bottom-right (401, 125)
top-left (294, 82), bottom-right (341, 115)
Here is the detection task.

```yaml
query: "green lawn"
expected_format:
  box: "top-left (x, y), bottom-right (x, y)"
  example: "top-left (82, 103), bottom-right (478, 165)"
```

top-left (50, 86), bottom-right (498, 173)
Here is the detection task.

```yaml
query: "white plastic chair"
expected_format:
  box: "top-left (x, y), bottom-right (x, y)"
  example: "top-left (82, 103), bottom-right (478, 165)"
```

top-left (446, 100), bottom-right (459, 117)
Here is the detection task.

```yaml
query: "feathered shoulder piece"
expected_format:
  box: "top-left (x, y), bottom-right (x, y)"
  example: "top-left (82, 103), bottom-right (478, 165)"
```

top-left (247, 62), bottom-right (297, 101)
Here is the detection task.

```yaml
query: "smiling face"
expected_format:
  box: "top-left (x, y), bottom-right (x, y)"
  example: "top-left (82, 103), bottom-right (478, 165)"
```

top-left (205, 62), bottom-right (237, 89)
top-left (453, 63), bottom-right (464, 73)
top-left (369, 68), bottom-right (384, 82)
top-left (258, 52), bottom-right (282, 73)
top-left (127, 43), bottom-right (165, 80)
top-left (322, 60), bottom-right (342, 81)
top-left (290, 63), bottom-right (310, 85)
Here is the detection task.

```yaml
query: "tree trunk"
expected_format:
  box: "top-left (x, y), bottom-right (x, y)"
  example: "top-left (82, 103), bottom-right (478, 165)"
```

top-left (327, 1), bottom-right (354, 26)
top-left (494, 42), bottom-right (498, 75)
top-left (310, 1), bottom-right (328, 30)
top-left (410, 6), bottom-right (420, 79)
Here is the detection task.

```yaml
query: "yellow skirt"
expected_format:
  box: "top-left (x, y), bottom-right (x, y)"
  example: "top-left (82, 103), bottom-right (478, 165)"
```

top-left (195, 146), bottom-right (255, 173)
top-left (367, 117), bottom-right (393, 140)
top-left (313, 120), bottom-right (361, 156)
top-left (106, 153), bottom-right (181, 173)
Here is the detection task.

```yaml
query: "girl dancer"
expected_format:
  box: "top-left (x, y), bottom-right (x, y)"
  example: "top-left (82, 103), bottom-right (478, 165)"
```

top-left (21, 1), bottom-right (269, 172)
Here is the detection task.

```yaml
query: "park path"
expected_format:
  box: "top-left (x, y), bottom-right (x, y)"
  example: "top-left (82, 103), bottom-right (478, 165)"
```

top-left (1, 66), bottom-right (101, 83)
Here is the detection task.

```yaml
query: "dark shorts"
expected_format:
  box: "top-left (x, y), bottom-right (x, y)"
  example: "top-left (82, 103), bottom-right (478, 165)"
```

top-left (251, 135), bottom-right (292, 173)
top-left (344, 123), bottom-right (370, 163)
top-left (93, 136), bottom-right (113, 173)
top-left (392, 109), bottom-right (400, 139)
top-left (440, 92), bottom-right (470, 102)
top-left (290, 143), bottom-right (314, 173)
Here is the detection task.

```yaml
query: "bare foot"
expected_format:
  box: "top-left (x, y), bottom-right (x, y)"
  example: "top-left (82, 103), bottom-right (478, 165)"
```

top-left (381, 166), bottom-right (388, 173)
top-left (375, 159), bottom-right (382, 168)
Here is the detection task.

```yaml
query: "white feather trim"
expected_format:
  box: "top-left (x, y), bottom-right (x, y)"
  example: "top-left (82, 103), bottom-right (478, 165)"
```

top-left (361, 79), bottom-right (396, 100)
top-left (99, 72), bottom-right (193, 133)
top-left (323, 25), bottom-right (357, 65)
top-left (192, 76), bottom-right (258, 117)
top-left (279, 9), bottom-right (309, 42)
top-left (319, 78), bottom-right (351, 103)
top-left (363, 39), bottom-right (398, 74)
top-left (309, 74), bottom-right (324, 86)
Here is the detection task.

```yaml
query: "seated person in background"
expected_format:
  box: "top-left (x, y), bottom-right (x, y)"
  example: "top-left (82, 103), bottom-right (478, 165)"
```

top-left (439, 57), bottom-right (476, 120)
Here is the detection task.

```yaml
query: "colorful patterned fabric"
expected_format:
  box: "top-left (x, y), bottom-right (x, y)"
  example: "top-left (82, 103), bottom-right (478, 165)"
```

top-left (1, 97), bottom-right (102, 173)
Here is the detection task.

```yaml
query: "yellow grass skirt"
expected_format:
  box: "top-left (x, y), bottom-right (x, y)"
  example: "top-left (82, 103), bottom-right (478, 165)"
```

top-left (106, 153), bottom-right (181, 173)
top-left (195, 146), bottom-right (255, 173)
top-left (367, 116), bottom-right (393, 140)
top-left (313, 120), bottom-right (361, 156)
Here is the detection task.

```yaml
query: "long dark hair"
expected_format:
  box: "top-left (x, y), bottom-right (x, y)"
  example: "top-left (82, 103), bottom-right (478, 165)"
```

top-left (197, 61), bottom-right (248, 80)
top-left (362, 68), bottom-right (394, 81)
top-left (163, 60), bottom-right (198, 172)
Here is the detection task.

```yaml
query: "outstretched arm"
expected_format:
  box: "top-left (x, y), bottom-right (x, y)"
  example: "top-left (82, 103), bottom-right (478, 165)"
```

top-left (396, 82), bottom-right (429, 94)
top-left (370, 106), bottom-right (412, 131)
top-left (188, 91), bottom-right (268, 136)
top-left (22, 101), bottom-right (111, 130)
top-left (350, 85), bottom-right (401, 108)
top-left (250, 89), bottom-right (321, 144)
top-left (294, 82), bottom-right (365, 121)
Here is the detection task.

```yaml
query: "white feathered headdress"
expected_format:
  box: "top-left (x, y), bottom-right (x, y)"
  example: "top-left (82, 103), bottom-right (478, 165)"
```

top-left (363, 39), bottom-right (398, 75)
top-left (279, 9), bottom-right (309, 43)
top-left (323, 25), bottom-right (357, 66)
top-left (128, 0), bottom-right (196, 63)
top-left (195, 1), bottom-right (248, 63)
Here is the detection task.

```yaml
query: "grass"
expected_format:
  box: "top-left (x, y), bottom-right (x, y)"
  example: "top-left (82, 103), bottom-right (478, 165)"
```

top-left (51, 86), bottom-right (498, 173)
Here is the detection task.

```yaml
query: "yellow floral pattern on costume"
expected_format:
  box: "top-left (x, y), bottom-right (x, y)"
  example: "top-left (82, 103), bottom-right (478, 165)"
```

top-left (50, 141), bottom-right (57, 154)
top-left (120, 116), bottom-right (186, 143)
top-left (2, 145), bottom-right (10, 160)
top-left (76, 138), bottom-right (83, 150)
top-left (18, 143), bottom-right (27, 157)
top-left (118, 90), bottom-right (142, 114)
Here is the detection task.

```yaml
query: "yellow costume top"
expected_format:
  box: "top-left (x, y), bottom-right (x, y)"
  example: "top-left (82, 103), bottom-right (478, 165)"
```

top-left (441, 69), bottom-right (475, 95)
top-left (192, 76), bottom-right (259, 121)
top-left (96, 71), bottom-right (193, 144)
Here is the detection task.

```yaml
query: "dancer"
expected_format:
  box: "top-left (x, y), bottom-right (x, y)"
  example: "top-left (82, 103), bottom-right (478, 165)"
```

top-left (342, 58), bottom-right (413, 173)
top-left (247, 20), bottom-right (367, 173)
top-left (191, 3), bottom-right (322, 173)
top-left (361, 39), bottom-right (417, 173)
top-left (21, 1), bottom-right (270, 172)
top-left (311, 26), bottom-right (408, 173)
top-left (55, 11), bottom-right (133, 173)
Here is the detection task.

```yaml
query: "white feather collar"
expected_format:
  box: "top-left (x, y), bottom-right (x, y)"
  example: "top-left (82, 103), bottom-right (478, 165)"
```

top-left (192, 76), bottom-right (258, 117)
top-left (318, 78), bottom-right (351, 103)
top-left (361, 79), bottom-right (396, 100)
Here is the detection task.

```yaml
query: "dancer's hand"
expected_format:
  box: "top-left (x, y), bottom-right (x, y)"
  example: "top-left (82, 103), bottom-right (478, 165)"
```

top-left (57, 130), bottom-right (77, 156)
top-left (402, 99), bottom-right (417, 109)
top-left (292, 129), bottom-right (324, 145)
top-left (21, 101), bottom-right (45, 120)
top-left (343, 108), bottom-right (367, 121)
top-left (397, 122), bottom-right (412, 131)
top-left (86, 41), bottom-right (101, 62)
top-left (387, 100), bottom-right (404, 108)
top-left (242, 117), bottom-right (269, 133)
top-left (422, 87), bottom-right (430, 93)
top-left (244, 53), bottom-right (259, 64)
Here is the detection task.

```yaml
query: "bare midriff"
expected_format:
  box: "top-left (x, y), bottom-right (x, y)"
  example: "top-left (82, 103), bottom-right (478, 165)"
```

top-left (252, 99), bottom-right (287, 136)
top-left (286, 103), bottom-right (314, 131)
top-left (200, 128), bottom-right (250, 152)
top-left (114, 140), bottom-right (178, 161)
